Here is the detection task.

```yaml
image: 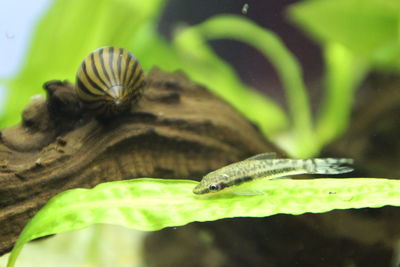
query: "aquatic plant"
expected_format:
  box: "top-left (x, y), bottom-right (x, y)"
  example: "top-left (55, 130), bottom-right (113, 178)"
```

top-left (7, 177), bottom-right (400, 267)
top-left (2, 0), bottom-right (400, 266)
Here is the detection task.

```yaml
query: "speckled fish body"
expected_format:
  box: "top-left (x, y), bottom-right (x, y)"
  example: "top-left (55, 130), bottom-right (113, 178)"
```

top-left (193, 152), bottom-right (354, 195)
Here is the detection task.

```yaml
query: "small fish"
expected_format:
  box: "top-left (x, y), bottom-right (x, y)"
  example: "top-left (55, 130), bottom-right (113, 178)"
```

top-left (193, 152), bottom-right (354, 195)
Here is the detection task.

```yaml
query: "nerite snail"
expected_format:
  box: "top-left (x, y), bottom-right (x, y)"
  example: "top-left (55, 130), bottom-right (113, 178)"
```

top-left (75, 46), bottom-right (145, 117)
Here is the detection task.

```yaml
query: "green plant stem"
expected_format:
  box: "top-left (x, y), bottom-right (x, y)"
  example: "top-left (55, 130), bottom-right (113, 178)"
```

top-left (193, 15), bottom-right (315, 156)
top-left (172, 25), bottom-right (289, 138)
top-left (317, 43), bottom-right (368, 146)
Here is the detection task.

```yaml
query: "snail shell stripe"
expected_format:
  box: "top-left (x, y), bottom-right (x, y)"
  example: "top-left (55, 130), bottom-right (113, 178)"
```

top-left (76, 46), bottom-right (144, 117)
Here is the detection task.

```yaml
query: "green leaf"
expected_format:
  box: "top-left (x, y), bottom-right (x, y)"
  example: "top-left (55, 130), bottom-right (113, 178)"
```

top-left (172, 23), bottom-right (289, 140)
top-left (316, 43), bottom-right (368, 146)
top-left (175, 15), bottom-right (315, 157)
top-left (287, 0), bottom-right (400, 145)
top-left (7, 177), bottom-right (400, 267)
top-left (288, 0), bottom-right (400, 70)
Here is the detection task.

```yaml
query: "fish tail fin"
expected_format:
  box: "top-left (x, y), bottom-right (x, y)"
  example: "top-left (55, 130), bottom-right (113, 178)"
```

top-left (304, 158), bottom-right (354, 174)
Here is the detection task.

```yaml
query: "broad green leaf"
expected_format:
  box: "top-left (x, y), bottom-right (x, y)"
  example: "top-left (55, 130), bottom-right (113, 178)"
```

top-left (7, 177), bottom-right (400, 267)
top-left (288, 0), bottom-right (400, 71)
top-left (287, 0), bottom-right (400, 146)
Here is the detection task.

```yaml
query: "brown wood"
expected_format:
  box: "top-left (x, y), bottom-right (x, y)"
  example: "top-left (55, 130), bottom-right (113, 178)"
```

top-left (0, 68), bottom-right (277, 255)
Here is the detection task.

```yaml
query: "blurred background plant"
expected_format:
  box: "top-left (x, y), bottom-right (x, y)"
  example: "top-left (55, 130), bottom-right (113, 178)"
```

top-left (1, 0), bottom-right (400, 266)
top-left (1, 0), bottom-right (398, 157)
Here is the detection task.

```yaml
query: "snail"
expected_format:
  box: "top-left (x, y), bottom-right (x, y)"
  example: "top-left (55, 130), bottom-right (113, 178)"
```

top-left (75, 46), bottom-right (145, 117)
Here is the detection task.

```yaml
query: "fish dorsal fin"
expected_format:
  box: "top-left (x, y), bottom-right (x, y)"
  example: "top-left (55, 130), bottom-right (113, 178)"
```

top-left (244, 152), bottom-right (277, 161)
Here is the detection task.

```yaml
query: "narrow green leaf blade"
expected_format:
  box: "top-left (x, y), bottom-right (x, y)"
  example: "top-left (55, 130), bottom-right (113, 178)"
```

top-left (184, 15), bottom-right (315, 157)
top-left (316, 43), bottom-right (368, 146)
top-left (172, 25), bottom-right (289, 139)
top-left (7, 177), bottom-right (400, 267)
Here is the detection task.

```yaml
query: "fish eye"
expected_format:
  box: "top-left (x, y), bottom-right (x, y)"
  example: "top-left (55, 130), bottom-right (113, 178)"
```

top-left (209, 184), bottom-right (218, 191)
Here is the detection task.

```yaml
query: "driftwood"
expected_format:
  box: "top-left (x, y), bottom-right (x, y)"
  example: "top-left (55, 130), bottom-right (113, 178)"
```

top-left (0, 68), bottom-right (277, 255)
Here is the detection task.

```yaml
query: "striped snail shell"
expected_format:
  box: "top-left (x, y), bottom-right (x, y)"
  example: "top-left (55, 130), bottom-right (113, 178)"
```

top-left (76, 46), bottom-right (145, 117)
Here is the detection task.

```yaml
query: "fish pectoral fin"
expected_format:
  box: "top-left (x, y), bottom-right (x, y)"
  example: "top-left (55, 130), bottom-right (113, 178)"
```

top-left (269, 175), bottom-right (292, 180)
top-left (244, 152), bottom-right (277, 161)
top-left (232, 189), bottom-right (264, 196)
